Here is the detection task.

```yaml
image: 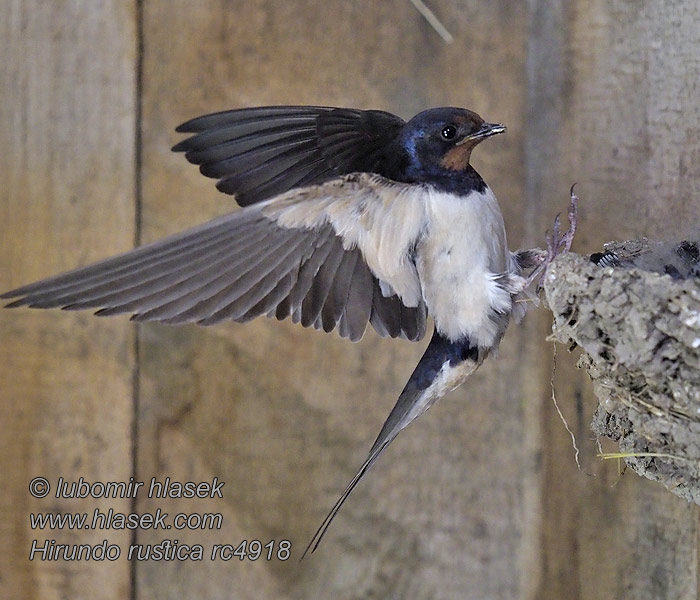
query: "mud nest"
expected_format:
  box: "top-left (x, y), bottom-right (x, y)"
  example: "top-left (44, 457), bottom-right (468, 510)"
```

top-left (543, 239), bottom-right (700, 503)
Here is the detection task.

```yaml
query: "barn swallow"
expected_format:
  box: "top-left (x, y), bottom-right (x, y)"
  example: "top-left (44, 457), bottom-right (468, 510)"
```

top-left (1, 105), bottom-right (573, 556)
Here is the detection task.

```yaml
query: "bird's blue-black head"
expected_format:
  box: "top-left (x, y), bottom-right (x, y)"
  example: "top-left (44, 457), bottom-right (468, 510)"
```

top-left (392, 107), bottom-right (505, 194)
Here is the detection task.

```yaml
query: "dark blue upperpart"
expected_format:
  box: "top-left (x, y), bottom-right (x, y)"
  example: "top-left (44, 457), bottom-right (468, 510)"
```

top-left (383, 107), bottom-right (492, 195)
top-left (173, 105), bottom-right (500, 205)
top-left (410, 328), bottom-right (479, 390)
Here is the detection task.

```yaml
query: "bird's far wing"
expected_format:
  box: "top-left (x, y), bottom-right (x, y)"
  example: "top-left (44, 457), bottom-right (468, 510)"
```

top-left (173, 106), bottom-right (406, 206)
top-left (2, 174), bottom-right (427, 342)
top-left (302, 330), bottom-right (486, 558)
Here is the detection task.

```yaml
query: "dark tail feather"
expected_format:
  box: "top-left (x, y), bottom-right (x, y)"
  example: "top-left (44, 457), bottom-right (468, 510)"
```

top-left (301, 328), bottom-right (484, 558)
top-left (300, 438), bottom-right (393, 560)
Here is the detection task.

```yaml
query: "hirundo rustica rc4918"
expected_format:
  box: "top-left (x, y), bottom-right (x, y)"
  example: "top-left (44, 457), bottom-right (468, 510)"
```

top-left (2, 106), bottom-right (574, 555)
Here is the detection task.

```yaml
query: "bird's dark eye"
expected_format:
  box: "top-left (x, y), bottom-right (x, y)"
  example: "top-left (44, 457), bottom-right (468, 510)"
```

top-left (441, 125), bottom-right (457, 140)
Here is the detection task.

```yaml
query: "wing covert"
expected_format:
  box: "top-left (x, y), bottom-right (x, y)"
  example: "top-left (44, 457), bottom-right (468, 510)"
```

top-left (173, 106), bottom-right (406, 206)
top-left (3, 175), bottom-right (427, 342)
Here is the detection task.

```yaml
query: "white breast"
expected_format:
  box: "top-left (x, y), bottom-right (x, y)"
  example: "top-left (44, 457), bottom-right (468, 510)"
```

top-left (266, 174), bottom-right (517, 347)
top-left (415, 186), bottom-right (514, 347)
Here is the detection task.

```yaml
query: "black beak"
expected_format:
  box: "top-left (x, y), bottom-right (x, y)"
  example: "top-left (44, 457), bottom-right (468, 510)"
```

top-left (457, 122), bottom-right (507, 145)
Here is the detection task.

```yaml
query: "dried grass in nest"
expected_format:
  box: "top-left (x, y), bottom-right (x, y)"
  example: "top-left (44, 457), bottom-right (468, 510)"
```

top-left (543, 241), bottom-right (700, 503)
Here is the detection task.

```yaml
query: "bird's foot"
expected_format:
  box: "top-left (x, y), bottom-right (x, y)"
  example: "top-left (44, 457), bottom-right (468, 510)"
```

top-left (523, 184), bottom-right (579, 291)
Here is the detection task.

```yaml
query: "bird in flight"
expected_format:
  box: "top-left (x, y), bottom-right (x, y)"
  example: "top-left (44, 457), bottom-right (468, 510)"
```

top-left (1, 105), bottom-right (575, 556)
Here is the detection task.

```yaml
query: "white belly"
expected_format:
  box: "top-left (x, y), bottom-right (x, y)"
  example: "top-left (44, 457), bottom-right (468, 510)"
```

top-left (416, 187), bottom-right (513, 347)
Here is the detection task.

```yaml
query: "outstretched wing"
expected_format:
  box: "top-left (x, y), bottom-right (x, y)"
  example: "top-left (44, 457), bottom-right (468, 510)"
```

top-left (173, 106), bottom-right (406, 206)
top-left (2, 174), bottom-right (427, 342)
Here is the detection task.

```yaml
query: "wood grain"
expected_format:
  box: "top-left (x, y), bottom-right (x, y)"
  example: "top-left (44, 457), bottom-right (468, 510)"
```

top-left (526, 1), bottom-right (700, 598)
top-left (0, 2), bottom-right (137, 599)
top-left (135, 1), bottom-right (529, 598)
top-left (2, 1), bottom-right (699, 598)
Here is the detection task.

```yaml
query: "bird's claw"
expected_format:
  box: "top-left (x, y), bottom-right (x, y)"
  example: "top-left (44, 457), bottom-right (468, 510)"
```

top-left (555, 183), bottom-right (578, 255)
top-left (523, 185), bottom-right (579, 291)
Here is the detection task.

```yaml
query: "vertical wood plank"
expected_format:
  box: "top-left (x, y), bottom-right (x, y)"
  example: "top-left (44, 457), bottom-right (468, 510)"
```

top-left (5, 2), bottom-right (696, 598)
top-left (526, 1), bottom-right (700, 598)
top-left (0, 2), bottom-right (137, 599)
top-left (136, 1), bottom-right (531, 598)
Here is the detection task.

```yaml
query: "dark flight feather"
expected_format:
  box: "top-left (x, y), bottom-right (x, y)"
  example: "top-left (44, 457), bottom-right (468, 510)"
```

top-left (3, 175), bottom-right (428, 342)
top-left (173, 106), bottom-right (405, 206)
top-left (302, 329), bottom-right (484, 557)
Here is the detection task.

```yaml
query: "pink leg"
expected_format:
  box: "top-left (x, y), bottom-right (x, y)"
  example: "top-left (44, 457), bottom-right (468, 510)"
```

top-left (523, 184), bottom-right (579, 290)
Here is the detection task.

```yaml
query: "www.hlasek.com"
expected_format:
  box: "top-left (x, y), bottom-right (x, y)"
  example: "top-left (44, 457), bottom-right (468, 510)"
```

top-left (27, 476), bottom-right (291, 561)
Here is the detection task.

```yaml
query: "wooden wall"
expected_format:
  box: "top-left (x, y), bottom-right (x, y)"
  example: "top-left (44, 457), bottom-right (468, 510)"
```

top-left (1, 1), bottom-right (698, 599)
